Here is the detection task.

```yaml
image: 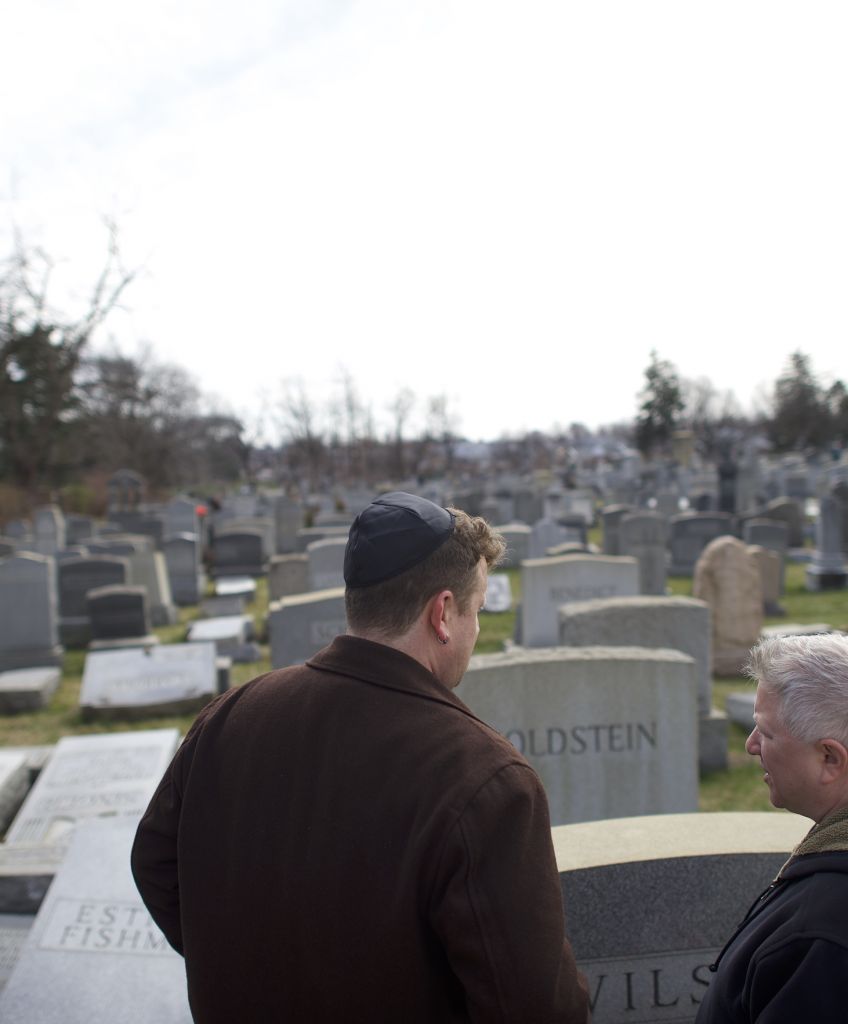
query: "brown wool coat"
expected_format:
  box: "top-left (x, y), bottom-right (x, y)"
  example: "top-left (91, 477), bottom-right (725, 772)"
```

top-left (131, 635), bottom-right (590, 1023)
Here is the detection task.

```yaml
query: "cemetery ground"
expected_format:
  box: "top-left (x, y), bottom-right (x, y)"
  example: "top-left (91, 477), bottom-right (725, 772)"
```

top-left (1, 559), bottom-right (845, 819)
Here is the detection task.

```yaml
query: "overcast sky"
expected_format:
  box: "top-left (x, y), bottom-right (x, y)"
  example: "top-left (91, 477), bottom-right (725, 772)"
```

top-left (3, 1), bottom-right (846, 442)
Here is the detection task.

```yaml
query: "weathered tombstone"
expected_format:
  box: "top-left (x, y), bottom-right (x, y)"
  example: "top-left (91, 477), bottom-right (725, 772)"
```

top-left (212, 529), bottom-right (265, 578)
top-left (742, 518), bottom-right (789, 593)
top-left (482, 574), bottom-right (512, 613)
top-left (558, 596), bottom-right (712, 716)
top-left (268, 554), bottom-right (309, 601)
top-left (32, 505), bottom-right (66, 556)
top-left (0, 819), bottom-right (193, 1022)
top-left (495, 523), bottom-right (531, 569)
top-left (520, 555), bottom-right (639, 648)
top-left (667, 513), bottom-right (733, 576)
top-left (4, 520), bottom-right (30, 544)
top-left (274, 495), bottom-right (303, 554)
top-left (763, 497), bottom-right (804, 547)
top-left (619, 512), bottom-right (668, 595)
top-left (805, 494), bottom-right (848, 590)
top-left (0, 667), bottom-right (61, 713)
top-left (514, 489), bottom-right (543, 525)
top-left (295, 525), bottom-right (350, 552)
top-left (54, 546), bottom-right (89, 563)
top-left (268, 588), bottom-right (346, 669)
top-left (529, 518), bottom-right (575, 559)
top-left (126, 548), bottom-right (178, 626)
top-left (600, 505), bottom-right (633, 556)
top-left (4, 729), bottom-right (180, 846)
top-left (163, 495), bottom-right (200, 540)
top-left (693, 536), bottom-right (763, 676)
top-left (555, 812), bottom-right (808, 1024)
top-left (87, 585), bottom-right (151, 641)
top-left (725, 690), bottom-right (756, 729)
top-left (80, 643), bottom-right (218, 720)
top-left (0, 553), bottom-right (64, 672)
top-left (57, 556), bottom-right (129, 647)
top-left (200, 593), bottom-right (245, 618)
top-left (307, 537), bottom-right (347, 591)
top-left (0, 537), bottom-right (18, 559)
top-left (214, 576), bottom-right (256, 601)
top-left (747, 545), bottom-right (783, 616)
top-left (162, 533), bottom-right (204, 606)
top-left (219, 517), bottom-right (275, 560)
top-left (186, 616), bottom-right (260, 663)
top-left (460, 647), bottom-right (698, 825)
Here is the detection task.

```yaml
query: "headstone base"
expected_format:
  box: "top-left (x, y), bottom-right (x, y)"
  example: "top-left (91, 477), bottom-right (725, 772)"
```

top-left (88, 635), bottom-right (160, 652)
top-left (0, 842), bottom-right (68, 913)
top-left (725, 691), bottom-right (755, 730)
top-left (0, 646), bottom-right (64, 675)
top-left (805, 566), bottom-right (848, 591)
top-left (698, 710), bottom-right (728, 774)
top-left (0, 669), bottom-right (61, 713)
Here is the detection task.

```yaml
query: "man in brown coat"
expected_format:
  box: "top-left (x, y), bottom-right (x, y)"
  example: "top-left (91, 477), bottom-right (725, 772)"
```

top-left (132, 492), bottom-right (590, 1022)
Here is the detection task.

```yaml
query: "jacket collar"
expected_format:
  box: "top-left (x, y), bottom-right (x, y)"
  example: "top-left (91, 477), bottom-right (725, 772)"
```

top-left (307, 634), bottom-right (486, 725)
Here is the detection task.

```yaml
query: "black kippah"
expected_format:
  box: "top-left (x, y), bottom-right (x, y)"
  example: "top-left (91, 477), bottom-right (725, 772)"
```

top-left (344, 492), bottom-right (455, 588)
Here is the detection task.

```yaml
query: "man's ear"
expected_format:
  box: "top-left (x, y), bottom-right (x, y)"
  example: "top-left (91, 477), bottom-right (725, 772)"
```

top-left (427, 589), bottom-right (452, 636)
top-left (818, 738), bottom-right (848, 783)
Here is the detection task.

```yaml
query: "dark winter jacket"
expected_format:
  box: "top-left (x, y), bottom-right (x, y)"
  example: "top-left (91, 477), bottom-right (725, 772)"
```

top-left (696, 825), bottom-right (848, 1022)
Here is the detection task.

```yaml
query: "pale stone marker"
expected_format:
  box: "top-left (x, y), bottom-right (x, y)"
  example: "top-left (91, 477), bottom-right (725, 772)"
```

top-left (460, 646), bottom-right (698, 825)
top-left (483, 574), bottom-right (512, 613)
top-left (268, 588), bottom-right (346, 668)
top-left (5, 729), bottom-right (179, 846)
top-left (555, 812), bottom-right (809, 1024)
top-left (0, 819), bottom-right (192, 1022)
top-left (521, 555), bottom-right (639, 648)
top-left (693, 536), bottom-right (763, 676)
top-left (80, 644), bottom-right (218, 720)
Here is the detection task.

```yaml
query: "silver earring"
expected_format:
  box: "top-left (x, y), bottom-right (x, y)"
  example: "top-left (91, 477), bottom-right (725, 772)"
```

top-left (439, 635), bottom-right (449, 645)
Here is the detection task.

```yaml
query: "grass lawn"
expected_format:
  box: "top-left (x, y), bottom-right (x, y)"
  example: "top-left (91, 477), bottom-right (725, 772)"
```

top-left (4, 555), bottom-right (847, 815)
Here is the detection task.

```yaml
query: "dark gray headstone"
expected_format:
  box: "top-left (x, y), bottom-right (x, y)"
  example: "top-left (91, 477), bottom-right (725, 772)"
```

top-left (80, 644), bottom-right (218, 720)
top-left (0, 553), bottom-right (64, 672)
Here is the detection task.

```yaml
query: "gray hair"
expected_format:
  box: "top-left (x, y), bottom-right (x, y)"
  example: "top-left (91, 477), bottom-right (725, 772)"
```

top-left (745, 633), bottom-right (848, 746)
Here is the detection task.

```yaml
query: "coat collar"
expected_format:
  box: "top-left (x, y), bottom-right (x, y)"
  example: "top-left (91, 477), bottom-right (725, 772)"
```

top-left (307, 634), bottom-right (485, 724)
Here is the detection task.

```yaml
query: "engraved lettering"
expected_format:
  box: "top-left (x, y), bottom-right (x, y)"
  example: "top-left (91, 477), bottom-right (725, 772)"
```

top-left (651, 968), bottom-right (680, 1008)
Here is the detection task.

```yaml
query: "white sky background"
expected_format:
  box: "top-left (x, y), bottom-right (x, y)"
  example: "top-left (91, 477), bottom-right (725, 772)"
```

top-left (2, 1), bottom-right (847, 443)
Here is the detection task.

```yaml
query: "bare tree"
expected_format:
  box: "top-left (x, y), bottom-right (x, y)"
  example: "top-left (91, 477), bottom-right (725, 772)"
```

top-left (0, 219), bottom-right (136, 493)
